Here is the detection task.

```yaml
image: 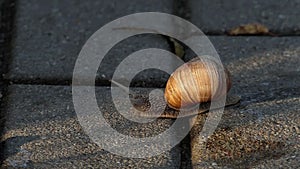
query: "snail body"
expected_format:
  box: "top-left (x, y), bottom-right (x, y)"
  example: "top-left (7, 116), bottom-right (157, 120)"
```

top-left (164, 58), bottom-right (232, 110)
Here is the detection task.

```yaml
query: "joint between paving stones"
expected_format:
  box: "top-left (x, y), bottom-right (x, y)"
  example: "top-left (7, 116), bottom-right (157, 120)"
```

top-left (0, 0), bottom-right (16, 165)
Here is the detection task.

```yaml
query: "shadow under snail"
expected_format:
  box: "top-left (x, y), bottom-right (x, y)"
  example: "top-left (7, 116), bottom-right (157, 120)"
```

top-left (130, 57), bottom-right (241, 119)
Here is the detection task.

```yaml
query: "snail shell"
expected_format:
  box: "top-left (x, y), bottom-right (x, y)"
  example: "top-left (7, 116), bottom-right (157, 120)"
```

top-left (164, 57), bottom-right (232, 110)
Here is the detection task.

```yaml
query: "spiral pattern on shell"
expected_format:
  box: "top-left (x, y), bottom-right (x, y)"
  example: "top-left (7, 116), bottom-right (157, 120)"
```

top-left (164, 58), bottom-right (232, 109)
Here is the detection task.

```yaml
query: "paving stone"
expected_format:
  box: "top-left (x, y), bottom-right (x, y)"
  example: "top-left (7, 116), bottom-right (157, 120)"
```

top-left (207, 37), bottom-right (300, 105)
top-left (0, 0), bottom-right (15, 84)
top-left (182, 37), bottom-right (300, 93)
top-left (7, 0), bottom-right (174, 86)
top-left (185, 37), bottom-right (300, 168)
top-left (179, 37), bottom-right (300, 106)
top-left (205, 36), bottom-right (300, 131)
top-left (191, 107), bottom-right (300, 168)
top-left (0, 85), bottom-right (182, 168)
top-left (189, 0), bottom-right (300, 34)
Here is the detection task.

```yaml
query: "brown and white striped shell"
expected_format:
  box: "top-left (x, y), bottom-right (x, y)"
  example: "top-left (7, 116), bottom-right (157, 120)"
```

top-left (164, 58), bottom-right (232, 110)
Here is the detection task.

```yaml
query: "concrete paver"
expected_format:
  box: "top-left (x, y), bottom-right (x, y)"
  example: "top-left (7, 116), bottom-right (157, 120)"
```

top-left (0, 0), bottom-right (14, 86)
top-left (191, 100), bottom-right (299, 168)
top-left (190, 0), bottom-right (300, 34)
top-left (7, 0), bottom-right (173, 86)
top-left (1, 85), bottom-right (181, 168)
top-left (188, 37), bottom-right (300, 168)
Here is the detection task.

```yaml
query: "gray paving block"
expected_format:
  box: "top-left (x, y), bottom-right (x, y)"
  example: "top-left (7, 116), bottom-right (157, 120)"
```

top-left (184, 37), bottom-right (300, 168)
top-left (0, 85), bottom-right (182, 168)
top-left (181, 36), bottom-right (300, 104)
top-left (189, 0), bottom-right (300, 34)
top-left (0, 0), bottom-right (15, 82)
top-left (191, 98), bottom-right (300, 166)
top-left (208, 36), bottom-right (300, 131)
top-left (191, 108), bottom-right (300, 168)
top-left (207, 37), bottom-right (300, 103)
top-left (7, 0), bottom-right (174, 86)
top-left (182, 37), bottom-right (300, 92)
top-left (160, 35), bottom-right (300, 168)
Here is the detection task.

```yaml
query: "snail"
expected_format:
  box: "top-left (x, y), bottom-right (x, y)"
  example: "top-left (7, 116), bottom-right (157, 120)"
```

top-left (111, 57), bottom-right (240, 119)
top-left (164, 57), bottom-right (232, 110)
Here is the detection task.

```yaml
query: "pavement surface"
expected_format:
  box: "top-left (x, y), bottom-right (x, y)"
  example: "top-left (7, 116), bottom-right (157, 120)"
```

top-left (189, 0), bottom-right (300, 35)
top-left (0, 0), bottom-right (299, 168)
top-left (1, 85), bottom-right (182, 168)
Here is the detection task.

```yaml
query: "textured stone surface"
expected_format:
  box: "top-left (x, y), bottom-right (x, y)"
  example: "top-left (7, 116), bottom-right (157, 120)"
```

top-left (0, 85), bottom-right (181, 168)
top-left (188, 37), bottom-right (300, 168)
top-left (190, 0), bottom-right (300, 34)
top-left (2, 0), bottom-right (300, 168)
top-left (0, 0), bottom-right (15, 85)
top-left (0, 1), bottom-right (15, 158)
top-left (191, 110), bottom-right (300, 169)
top-left (7, 0), bottom-right (174, 86)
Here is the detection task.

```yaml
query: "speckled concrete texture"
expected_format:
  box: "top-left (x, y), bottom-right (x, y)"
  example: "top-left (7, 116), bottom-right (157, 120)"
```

top-left (7, 0), bottom-right (173, 86)
top-left (1, 85), bottom-right (181, 168)
top-left (188, 37), bottom-right (300, 168)
top-left (1, 0), bottom-right (300, 168)
top-left (189, 0), bottom-right (300, 34)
